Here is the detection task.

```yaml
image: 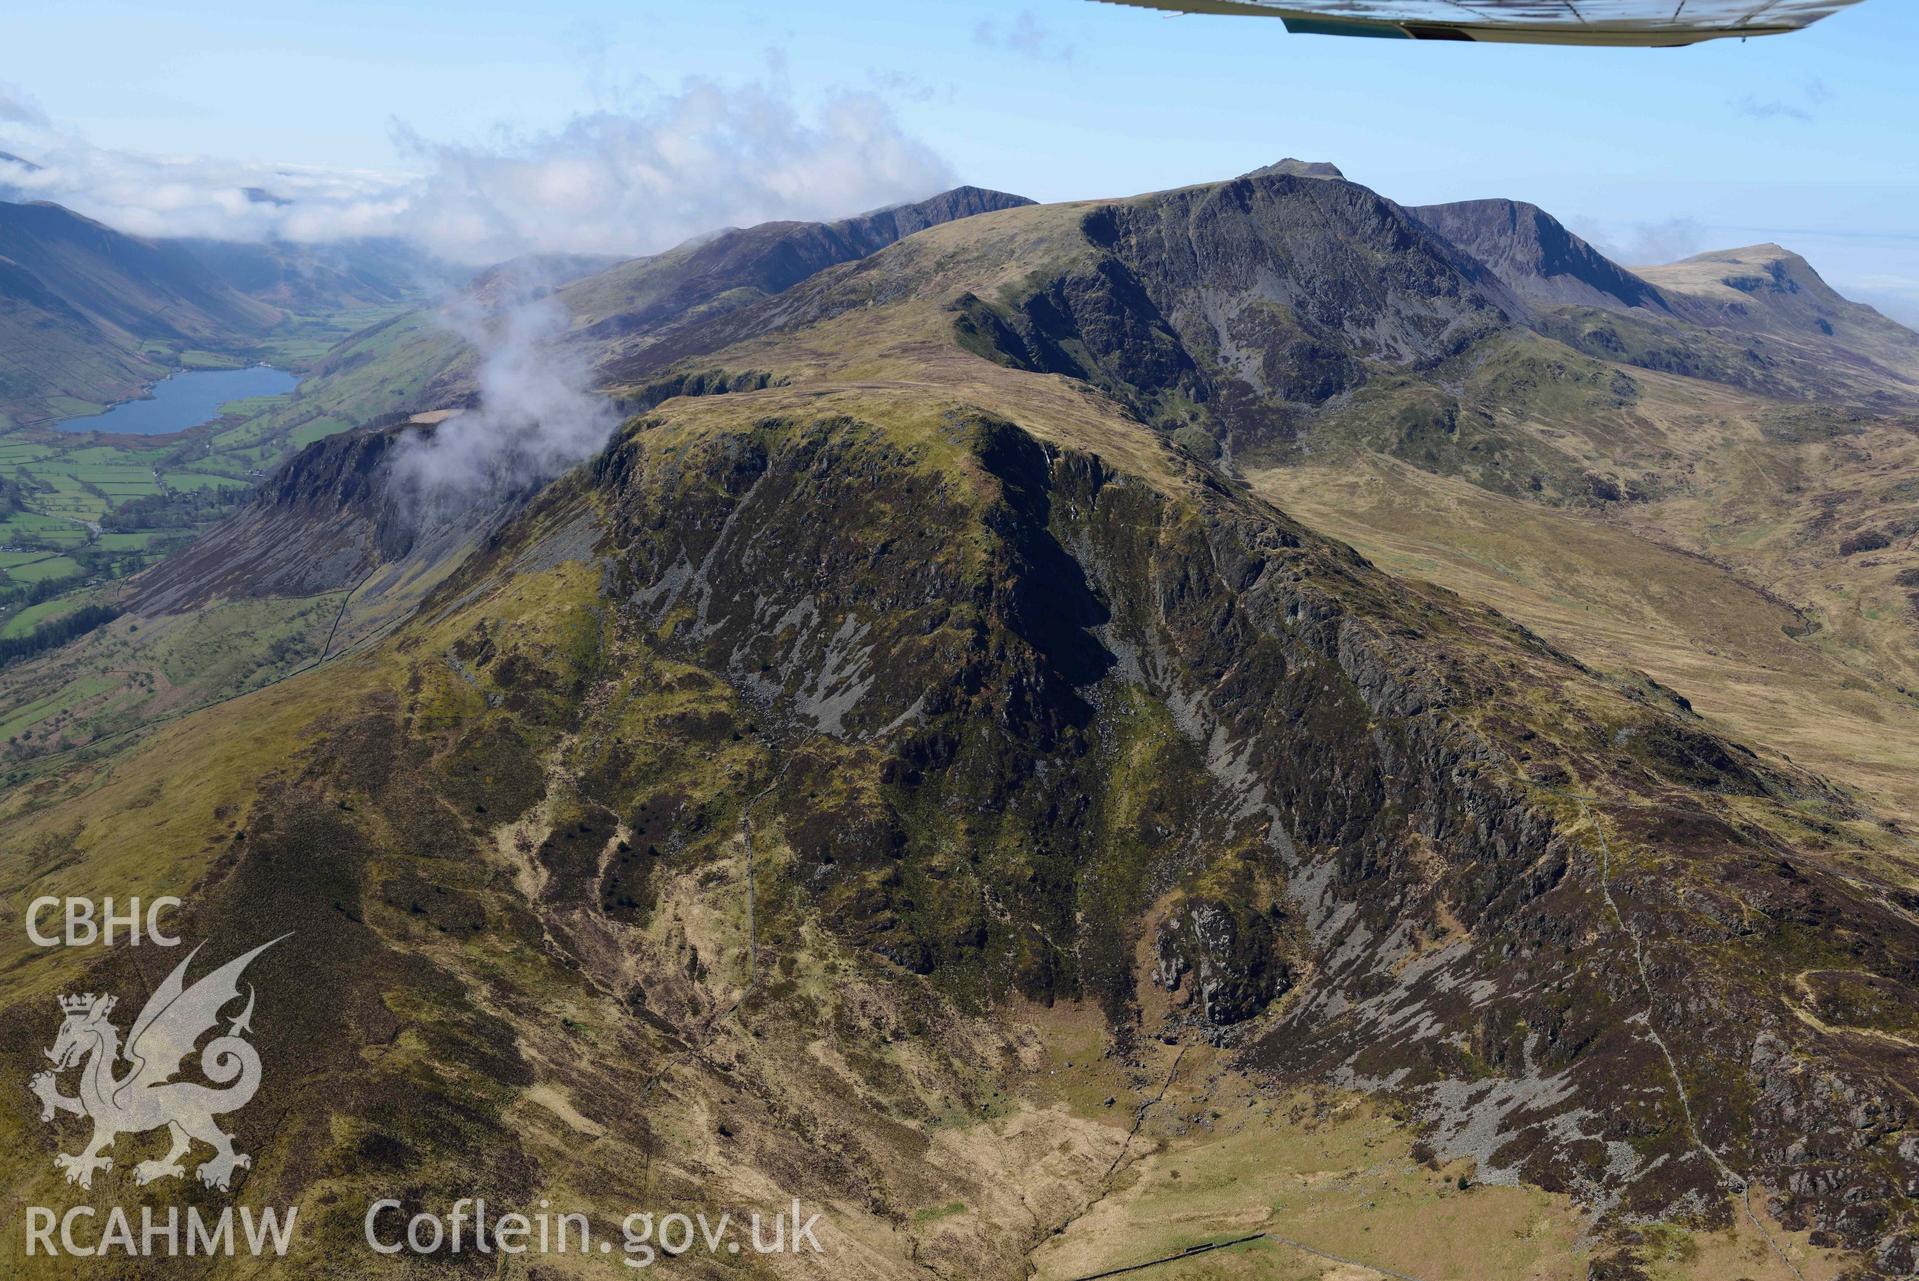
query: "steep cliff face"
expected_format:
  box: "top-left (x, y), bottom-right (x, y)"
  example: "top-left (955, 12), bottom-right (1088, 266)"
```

top-left (126, 418), bottom-right (509, 616)
top-left (567, 406), bottom-right (1917, 1268)
top-left (127, 428), bottom-right (411, 611)
top-left (940, 173), bottom-right (1525, 451)
top-left (415, 186), bottom-right (1036, 407)
top-left (1409, 198), bottom-right (1671, 313)
top-left (11, 167), bottom-right (1919, 1281)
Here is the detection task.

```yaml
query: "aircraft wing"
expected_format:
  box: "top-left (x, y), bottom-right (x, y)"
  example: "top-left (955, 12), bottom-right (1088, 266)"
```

top-left (1091, 1), bottom-right (1867, 46)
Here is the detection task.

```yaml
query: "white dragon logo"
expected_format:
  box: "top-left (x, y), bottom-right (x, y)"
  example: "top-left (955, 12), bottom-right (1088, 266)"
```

top-left (29, 937), bottom-right (285, 1192)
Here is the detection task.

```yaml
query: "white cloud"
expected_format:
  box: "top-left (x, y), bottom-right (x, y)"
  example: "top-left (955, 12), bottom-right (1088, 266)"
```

top-left (1581, 217), bottom-right (1708, 267)
top-left (974, 11), bottom-right (1077, 62)
top-left (0, 77), bottom-right (952, 265)
top-left (392, 276), bottom-right (618, 524)
top-left (391, 81), bottom-right (952, 262)
top-left (1731, 78), bottom-right (1834, 124)
top-left (0, 129), bottom-right (409, 241)
top-left (1855, 287), bottom-right (1919, 330)
top-left (0, 82), bottom-right (48, 129)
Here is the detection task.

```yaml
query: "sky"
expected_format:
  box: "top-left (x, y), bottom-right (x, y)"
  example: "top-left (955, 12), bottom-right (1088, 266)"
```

top-left (2, 0), bottom-right (1915, 321)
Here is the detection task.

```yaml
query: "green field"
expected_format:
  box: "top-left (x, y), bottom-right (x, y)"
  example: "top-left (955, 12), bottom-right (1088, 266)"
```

top-left (0, 555), bottom-right (83, 585)
top-left (93, 531), bottom-right (161, 551)
top-left (0, 592), bottom-right (97, 638)
top-left (289, 415), bottom-right (353, 448)
top-left (0, 513), bottom-right (89, 546)
top-left (177, 349), bottom-right (249, 370)
top-left (0, 299), bottom-right (433, 644)
top-left (158, 469), bottom-right (252, 492)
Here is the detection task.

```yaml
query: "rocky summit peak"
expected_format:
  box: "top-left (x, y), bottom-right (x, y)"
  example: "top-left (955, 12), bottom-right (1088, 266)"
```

top-left (1244, 158), bottom-right (1345, 180)
top-left (9, 160), bottom-right (1919, 1281)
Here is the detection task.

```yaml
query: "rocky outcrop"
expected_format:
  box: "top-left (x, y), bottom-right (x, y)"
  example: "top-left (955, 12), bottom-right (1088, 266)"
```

top-left (1410, 198), bottom-right (1671, 313)
top-left (128, 428), bottom-right (407, 612)
top-left (1153, 897), bottom-right (1289, 1026)
top-left (126, 420), bottom-right (495, 613)
top-left (558, 407), bottom-right (1919, 1270)
top-left (539, 186), bottom-right (1034, 393)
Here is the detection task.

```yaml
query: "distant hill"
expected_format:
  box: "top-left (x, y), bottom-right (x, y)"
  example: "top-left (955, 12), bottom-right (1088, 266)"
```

top-left (0, 199), bottom-right (451, 426)
top-left (0, 199), bottom-right (282, 425)
top-left (0, 200), bottom-right (281, 343)
top-left (177, 236), bottom-right (464, 313)
top-left (315, 184), bottom-right (1039, 412)
top-left (1401, 195), bottom-right (1919, 404)
top-left (0, 249), bottom-right (165, 426)
top-left (1410, 197), bottom-right (1671, 313)
top-left (1636, 242), bottom-right (1919, 391)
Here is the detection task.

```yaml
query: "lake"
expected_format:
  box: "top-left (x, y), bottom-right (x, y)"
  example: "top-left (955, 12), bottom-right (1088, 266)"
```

top-left (55, 366), bottom-right (299, 435)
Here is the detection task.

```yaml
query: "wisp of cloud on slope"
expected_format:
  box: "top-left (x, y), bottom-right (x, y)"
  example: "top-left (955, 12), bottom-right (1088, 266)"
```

top-left (1, 75), bottom-right (951, 530)
top-left (389, 273), bottom-right (617, 530)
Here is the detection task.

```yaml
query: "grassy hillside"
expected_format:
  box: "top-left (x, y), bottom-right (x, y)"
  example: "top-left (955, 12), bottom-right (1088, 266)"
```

top-left (0, 200), bottom-right (281, 427)
top-left (0, 199), bottom-right (455, 640)
top-left (0, 189), bottom-right (1051, 728)
top-left (1250, 349), bottom-right (1919, 823)
top-left (0, 302), bottom-right (420, 644)
top-left (5, 170), bottom-right (1917, 1279)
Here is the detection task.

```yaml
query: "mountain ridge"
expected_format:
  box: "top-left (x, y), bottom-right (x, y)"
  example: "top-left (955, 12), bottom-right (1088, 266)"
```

top-left (1409, 196), bottom-right (1673, 313)
top-left (5, 164), bottom-right (1919, 1280)
top-left (0, 198), bottom-right (455, 425)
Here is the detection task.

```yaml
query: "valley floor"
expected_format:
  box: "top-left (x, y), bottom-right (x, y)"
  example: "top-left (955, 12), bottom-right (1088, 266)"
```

top-left (1251, 453), bottom-right (1919, 835)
